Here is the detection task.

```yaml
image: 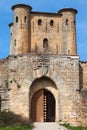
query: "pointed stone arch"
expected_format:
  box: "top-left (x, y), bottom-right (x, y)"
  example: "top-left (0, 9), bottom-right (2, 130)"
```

top-left (29, 76), bottom-right (58, 122)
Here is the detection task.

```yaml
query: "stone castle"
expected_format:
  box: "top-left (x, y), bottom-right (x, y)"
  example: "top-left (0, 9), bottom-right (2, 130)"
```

top-left (0, 4), bottom-right (87, 126)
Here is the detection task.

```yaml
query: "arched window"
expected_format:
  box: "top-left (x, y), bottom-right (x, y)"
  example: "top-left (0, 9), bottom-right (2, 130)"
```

top-left (43, 38), bottom-right (48, 49)
top-left (50, 20), bottom-right (54, 26)
top-left (24, 16), bottom-right (27, 23)
top-left (65, 19), bottom-right (68, 25)
top-left (16, 16), bottom-right (18, 23)
top-left (38, 19), bottom-right (42, 25)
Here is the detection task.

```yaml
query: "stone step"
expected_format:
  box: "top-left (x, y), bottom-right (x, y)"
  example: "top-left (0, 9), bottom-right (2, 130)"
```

top-left (33, 122), bottom-right (68, 130)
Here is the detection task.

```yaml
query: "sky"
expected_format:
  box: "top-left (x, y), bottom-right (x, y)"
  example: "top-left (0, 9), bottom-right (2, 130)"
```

top-left (0, 0), bottom-right (87, 60)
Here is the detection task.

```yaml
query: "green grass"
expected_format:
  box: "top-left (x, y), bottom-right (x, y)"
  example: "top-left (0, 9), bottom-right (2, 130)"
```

top-left (0, 111), bottom-right (34, 130)
top-left (0, 125), bottom-right (33, 130)
top-left (62, 123), bottom-right (87, 130)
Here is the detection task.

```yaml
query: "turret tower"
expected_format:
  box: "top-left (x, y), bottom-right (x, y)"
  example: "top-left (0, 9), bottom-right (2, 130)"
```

top-left (9, 4), bottom-right (32, 55)
top-left (58, 8), bottom-right (77, 55)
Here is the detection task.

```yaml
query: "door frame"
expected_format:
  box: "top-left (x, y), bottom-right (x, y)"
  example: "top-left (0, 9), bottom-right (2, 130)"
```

top-left (29, 77), bottom-right (58, 122)
top-left (31, 89), bottom-right (56, 122)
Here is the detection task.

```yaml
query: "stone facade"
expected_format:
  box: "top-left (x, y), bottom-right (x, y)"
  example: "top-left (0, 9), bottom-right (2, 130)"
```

top-left (9, 4), bottom-right (77, 55)
top-left (0, 4), bottom-right (87, 126)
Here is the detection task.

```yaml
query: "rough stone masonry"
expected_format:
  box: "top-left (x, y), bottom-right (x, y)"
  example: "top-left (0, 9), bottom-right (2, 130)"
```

top-left (0, 4), bottom-right (87, 126)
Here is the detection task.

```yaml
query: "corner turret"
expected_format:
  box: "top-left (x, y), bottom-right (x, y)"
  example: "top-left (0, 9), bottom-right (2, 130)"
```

top-left (58, 8), bottom-right (78, 55)
top-left (9, 4), bottom-right (32, 55)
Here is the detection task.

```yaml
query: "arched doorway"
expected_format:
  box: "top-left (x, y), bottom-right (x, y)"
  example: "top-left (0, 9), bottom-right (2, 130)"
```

top-left (31, 89), bottom-right (55, 122)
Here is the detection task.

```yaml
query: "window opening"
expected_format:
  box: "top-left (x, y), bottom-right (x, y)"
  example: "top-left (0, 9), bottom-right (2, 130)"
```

top-left (24, 16), bottom-right (27, 23)
top-left (65, 19), bottom-right (68, 25)
top-left (14, 39), bottom-right (16, 46)
top-left (38, 19), bottom-right (42, 25)
top-left (74, 20), bottom-right (75, 25)
top-left (50, 20), bottom-right (54, 26)
top-left (43, 38), bottom-right (48, 49)
top-left (16, 16), bottom-right (18, 23)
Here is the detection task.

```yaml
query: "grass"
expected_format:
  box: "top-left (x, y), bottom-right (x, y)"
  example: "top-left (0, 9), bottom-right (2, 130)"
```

top-left (0, 111), bottom-right (34, 130)
top-left (62, 123), bottom-right (87, 130)
top-left (0, 125), bottom-right (33, 130)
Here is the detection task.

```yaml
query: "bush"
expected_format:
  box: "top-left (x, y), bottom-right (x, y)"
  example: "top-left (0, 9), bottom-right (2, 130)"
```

top-left (0, 111), bottom-right (31, 127)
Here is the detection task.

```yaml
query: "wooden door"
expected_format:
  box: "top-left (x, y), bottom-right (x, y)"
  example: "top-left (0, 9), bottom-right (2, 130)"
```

top-left (44, 90), bottom-right (55, 122)
top-left (31, 89), bottom-right (55, 122)
top-left (31, 89), bottom-right (44, 122)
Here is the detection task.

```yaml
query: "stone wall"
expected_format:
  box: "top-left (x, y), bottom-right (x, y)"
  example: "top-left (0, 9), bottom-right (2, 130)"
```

top-left (0, 55), bottom-right (87, 126)
top-left (73, 90), bottom-right (87, 126)
top-left (0, 59), bottom-right (9, 111)
top-left (5, 54), bottom-right (80, 123)
top-left (80, 62), bottom-right (87, 89)
top-left (31, 13), bottom-right (62, 54)
top-left (74, 62), bottom-right (87, 126)
top-left (9, 5), bottom-right (77, 55)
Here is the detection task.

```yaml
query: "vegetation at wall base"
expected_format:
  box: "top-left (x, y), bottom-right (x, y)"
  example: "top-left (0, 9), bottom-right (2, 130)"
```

top-left (0, 111), bottom-right (33, 130)
top-left (0, 125), bottom-right (33, 130)
top-left (61, 123), bottom-right (87, 130)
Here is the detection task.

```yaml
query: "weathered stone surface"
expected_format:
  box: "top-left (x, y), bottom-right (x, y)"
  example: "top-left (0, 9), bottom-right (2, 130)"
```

top-left (10, 4), bottom-right (77, 55)
top-left (0, 4), bottom-right (87, 127)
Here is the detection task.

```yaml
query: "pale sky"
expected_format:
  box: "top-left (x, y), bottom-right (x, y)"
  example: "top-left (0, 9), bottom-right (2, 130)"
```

top-left (0, 0), bottom-right (87, 60)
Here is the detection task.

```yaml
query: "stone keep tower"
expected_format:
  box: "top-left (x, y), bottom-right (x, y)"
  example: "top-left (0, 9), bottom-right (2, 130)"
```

top-left (1, 3), bottom-right (87, 127)
top-left (9, 4), bottom-right (77, 55)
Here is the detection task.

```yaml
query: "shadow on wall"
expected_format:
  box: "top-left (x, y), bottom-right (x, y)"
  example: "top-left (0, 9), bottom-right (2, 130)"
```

top-left (0, 111), bottom-right (34, 127)
top-left (79, 64), bottom-right (83, 90)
